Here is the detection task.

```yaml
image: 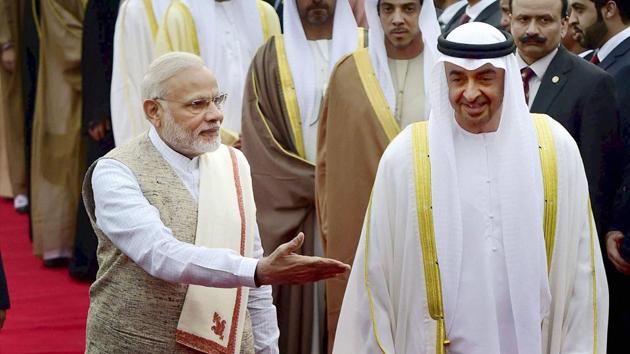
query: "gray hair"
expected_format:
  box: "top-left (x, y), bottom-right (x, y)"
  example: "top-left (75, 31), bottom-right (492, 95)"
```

top-left (141, 52), bottom-right (206, 100)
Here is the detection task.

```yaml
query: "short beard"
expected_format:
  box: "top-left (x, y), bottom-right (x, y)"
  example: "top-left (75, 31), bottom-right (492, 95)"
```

top-left (161, 109), bottom-right (222, 156)
top-left (582, 20), bottom-right (608, 49)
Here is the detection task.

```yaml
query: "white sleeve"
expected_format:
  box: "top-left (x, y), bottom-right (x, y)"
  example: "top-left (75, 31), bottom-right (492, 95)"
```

top-left (247, 224), bottom-right (279, 354)
top-left (557, 137), bottom-right (609, 354)
top-left (92, 158), bottom-right (259, 288)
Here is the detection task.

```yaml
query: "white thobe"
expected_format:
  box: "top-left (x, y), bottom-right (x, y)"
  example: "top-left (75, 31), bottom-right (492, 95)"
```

top-left (388, 53), bottom-right (425, 128)
top-left (333, 117), bottom-right (608, 354)
top-left (110, 0), bottom-right (169, 146)
top-left (215, 2), bottom-right (250, 135)
top-left (91, 127), bottom-right (279, 353)
top-left (448, 125), bottom-right (517, 353)
top-left (303, 39), bottom-right (331, 163)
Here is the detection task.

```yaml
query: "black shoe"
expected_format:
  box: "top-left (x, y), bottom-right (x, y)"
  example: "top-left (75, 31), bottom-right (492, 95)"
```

top-left (43, 257), bottom-right (69, 268)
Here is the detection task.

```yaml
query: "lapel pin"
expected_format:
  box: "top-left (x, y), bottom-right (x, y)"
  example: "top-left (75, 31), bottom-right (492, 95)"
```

top-left (552, 76), bottom-right (560, 84)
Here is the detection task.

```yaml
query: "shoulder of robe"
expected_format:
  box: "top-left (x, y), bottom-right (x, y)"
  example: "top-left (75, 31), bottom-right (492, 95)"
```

top-left (256, 0), bottom-right (276, 14)
top-left (163, 0), bottom-right (191, 22)
top-left (329, 48), bottom-right (364, 82)
top-left (380, 124), bottom-right (413, 167)
top-left (533, 113), bottom-right (581, 158)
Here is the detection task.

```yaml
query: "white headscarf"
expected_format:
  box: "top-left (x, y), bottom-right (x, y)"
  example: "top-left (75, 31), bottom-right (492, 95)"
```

top-left (364, 0), bottom-right (441, 114)
top-left (180, 0), bottom-right (265, 133)
top-left (428, 22), bottom-right (550, 353)
top-left (283, 0), bottom-right (359, 126)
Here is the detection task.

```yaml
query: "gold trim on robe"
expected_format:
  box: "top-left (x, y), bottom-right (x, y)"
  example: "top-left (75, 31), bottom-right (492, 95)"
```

top-left (353, 48), bottom-right (400, 141)
top-left (143, 0), bottom-right (158, 39)
top-left (532, 113), bottom-right (558, 271)
top-left (275, 36), bottom-right (307, 159)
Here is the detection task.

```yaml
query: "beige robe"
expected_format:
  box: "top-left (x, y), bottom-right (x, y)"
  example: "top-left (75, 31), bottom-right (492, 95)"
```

top-left (316, 47), bottom-right (425, 350)
top-left (241, 35), bottom-right (317, 354)
top-left (31, 0), bottom-right (86, 258)
top-left (0, 0), bottom-right (26, 197)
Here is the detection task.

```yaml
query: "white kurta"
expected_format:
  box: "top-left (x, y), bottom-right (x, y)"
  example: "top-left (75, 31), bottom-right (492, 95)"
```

top-left (110, 0), bottom-right (169, 146)
top-left (214, 2), bottom-right (250, 135)
top-left (388, 53), bottom-right (425, 128)
top-left (333, 117), bottom-right (608, 354)
top-left (303, 39), bottom-right (331, 163)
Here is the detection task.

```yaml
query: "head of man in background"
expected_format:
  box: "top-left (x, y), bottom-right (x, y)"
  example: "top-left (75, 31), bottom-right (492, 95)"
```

top-left (510, 0), bottom-right (567, 64)
top-left (379, 0), bottom-right (424, 58)
top-left (297, 0), bottom-right (337, 38)
top-left (569, 0), bottom-right (630, 49)
top-left (501, 0), bottom-right (511, 31)
top-left (563, 7), bottom-right (590, 54)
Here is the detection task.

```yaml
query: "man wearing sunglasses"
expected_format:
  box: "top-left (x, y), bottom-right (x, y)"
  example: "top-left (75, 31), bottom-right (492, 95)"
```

top-left (82, 52), bottom-right (350, 353)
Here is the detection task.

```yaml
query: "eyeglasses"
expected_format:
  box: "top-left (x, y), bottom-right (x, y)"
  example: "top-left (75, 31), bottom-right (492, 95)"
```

top-left (153, 93), bottom-right (228, 115)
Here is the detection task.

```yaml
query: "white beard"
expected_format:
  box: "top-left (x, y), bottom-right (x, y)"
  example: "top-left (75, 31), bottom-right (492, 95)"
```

top-left (161, 109), bottom-right (222, 155)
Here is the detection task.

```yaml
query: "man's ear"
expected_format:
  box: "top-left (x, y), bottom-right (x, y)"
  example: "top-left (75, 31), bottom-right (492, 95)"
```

top-left (143, 99), bottom-right (162, 129)
top-left (560, 16), bottom-right (569, 38)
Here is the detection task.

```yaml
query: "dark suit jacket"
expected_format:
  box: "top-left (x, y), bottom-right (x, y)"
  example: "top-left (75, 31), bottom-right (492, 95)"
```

top-left (0, 253), bottom-right (9, 310)
top-left (600, 37), bottom-right (630, 234)
top-left (530, 46), bottom-right (621, 235)
top-left (443, 0), bottom-right (501, 33)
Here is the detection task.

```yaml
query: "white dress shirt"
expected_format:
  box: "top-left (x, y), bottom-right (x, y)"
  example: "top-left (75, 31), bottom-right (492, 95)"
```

top-left (465, 0), bottom-right (497, 21)
top-left (91, 127), bottom-right (279, 353)
top-left (598, 26), bottom-right (630, 61)
top-left (578, 49), bottom-right (594, 59)
top-left (517, 47), bottom-right (558, 108)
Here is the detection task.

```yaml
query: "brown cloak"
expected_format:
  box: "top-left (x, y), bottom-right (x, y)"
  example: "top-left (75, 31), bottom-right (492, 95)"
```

top-left (316, 48), bottom-right (410, 350)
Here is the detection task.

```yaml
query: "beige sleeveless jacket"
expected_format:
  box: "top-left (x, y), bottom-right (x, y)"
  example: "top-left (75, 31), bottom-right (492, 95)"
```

top-left (82, 133), bottom-right (253, 353)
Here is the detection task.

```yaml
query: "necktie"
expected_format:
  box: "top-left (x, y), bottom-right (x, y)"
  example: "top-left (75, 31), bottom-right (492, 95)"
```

top-left (521, 67), bottom-right (535, 105)
top-left (590, 53), bottom-right (600, 65)
top-left (459, 14), bottom-right (471, 25)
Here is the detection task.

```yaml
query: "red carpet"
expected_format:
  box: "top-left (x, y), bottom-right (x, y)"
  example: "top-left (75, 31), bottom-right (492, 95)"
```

top-left (0, 198), bottom-right (90, 353)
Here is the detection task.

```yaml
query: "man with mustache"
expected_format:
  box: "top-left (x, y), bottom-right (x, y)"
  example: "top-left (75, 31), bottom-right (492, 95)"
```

top-left (82, 52), bottom-right (350, 353)
top-left (443, 0), bottom-right (503, 33)
top-left (155, 0), bottom-right (281, 146)
top-left (241, 0), bottom-right (362, 352)
top-left (316, 0), bottom-right (440, 348)
top-left (570, 1), bottom-right (630, 352)
top-left (511, 0), bottom-right (621, 258)
top-left (334, 22), bottom-right (608, 354)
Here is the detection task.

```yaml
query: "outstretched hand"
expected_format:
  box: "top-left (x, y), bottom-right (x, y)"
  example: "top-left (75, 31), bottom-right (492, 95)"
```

top-left (255, 233), bottom-right (350, 286)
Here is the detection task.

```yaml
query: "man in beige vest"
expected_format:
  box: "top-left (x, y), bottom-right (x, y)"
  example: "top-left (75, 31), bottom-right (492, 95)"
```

top-left (83, 52), bottom-right (349, 353)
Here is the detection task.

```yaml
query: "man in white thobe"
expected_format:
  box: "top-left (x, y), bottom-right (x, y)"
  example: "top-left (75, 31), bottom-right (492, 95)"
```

top-left (155, 0), bottom-right (281, 143)
top-left (334, 22), bottom-right (608, 354)
top-left (110, 0), bottom-right (170, 146)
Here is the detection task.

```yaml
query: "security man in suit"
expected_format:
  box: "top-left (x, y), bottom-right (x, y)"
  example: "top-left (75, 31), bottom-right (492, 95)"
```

top-left (443, 0), bottom-right (502, 32)
top-left (570, 1), bottom-right (630, 352)
top-left (511, 0), bottom-right (620, 238)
